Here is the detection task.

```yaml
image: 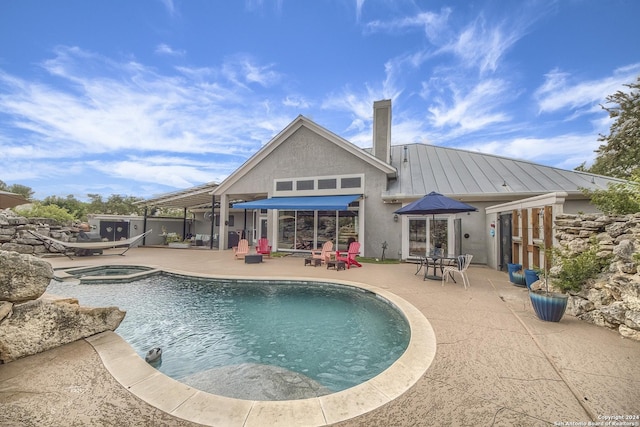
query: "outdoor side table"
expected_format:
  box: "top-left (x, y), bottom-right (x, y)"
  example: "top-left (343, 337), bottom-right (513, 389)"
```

top-left (326, 260), bottom-right (345, 271)
top-left (304, 257), bottom-right (322, 267)
top-left (245, 254), bottom-right (263, 264)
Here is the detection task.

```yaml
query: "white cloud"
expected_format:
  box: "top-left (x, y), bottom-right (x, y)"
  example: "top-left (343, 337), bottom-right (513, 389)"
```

top-left (282, 95), bottom-right (310, 109)
top-left (438, 16), bottom-right (523, 74)
top-left (464, 133), bottom-right (601, 169)
top-left (535, 64), bottom-right (640, 115)
top-left (427, 79), bottom-right (511, 132)
top-left (160, 0), bottom-right (177, 17)
top-left (0, 46), bottom-right (301, 193)
top-left (365, 9), bottom-right (452, 44)
top-left (155, 43), bottom-right (185, 57)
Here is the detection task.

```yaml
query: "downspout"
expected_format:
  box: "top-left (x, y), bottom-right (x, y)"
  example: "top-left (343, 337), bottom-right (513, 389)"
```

top-left (143, 207), bottom-right (148, 245)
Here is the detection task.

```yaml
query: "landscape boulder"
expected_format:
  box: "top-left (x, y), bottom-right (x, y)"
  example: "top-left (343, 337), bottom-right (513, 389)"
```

top-left (0, 249), bottom-right (126, 363)
top-left (0, 250), bottom-right (53, 302)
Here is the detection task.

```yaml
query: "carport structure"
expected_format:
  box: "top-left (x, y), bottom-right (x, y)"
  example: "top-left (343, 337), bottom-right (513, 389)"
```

top-left (135, 182), bottom-right (219, 248)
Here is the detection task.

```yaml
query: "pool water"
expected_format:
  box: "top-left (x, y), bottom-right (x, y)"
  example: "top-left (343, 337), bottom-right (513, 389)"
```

top-left (47, 274), bottom-right (410, 397)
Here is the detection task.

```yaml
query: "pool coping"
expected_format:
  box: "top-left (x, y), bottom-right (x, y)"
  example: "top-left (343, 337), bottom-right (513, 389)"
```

top-left (85, 267), bottom-right (437, 427)
top-left (53, 265), bottom-right (162, 283)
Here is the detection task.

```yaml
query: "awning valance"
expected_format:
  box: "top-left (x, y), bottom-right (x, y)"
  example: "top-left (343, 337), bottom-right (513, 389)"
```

top-left (233, 195), bottom-right (360, 210)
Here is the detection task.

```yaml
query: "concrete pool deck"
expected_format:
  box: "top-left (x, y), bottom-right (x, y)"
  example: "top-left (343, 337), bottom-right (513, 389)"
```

top-left (1, 247), bottom-right (639, 426)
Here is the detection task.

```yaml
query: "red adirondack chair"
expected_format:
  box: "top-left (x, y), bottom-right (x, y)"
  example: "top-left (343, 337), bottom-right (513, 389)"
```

top-left (256, 238), bottom-right (272, 258)
top-left (335, 241), bottom-right (362, 269)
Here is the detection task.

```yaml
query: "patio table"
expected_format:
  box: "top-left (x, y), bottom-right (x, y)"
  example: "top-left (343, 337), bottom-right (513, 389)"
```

top-left (424, 254), bottom-right (457, 281)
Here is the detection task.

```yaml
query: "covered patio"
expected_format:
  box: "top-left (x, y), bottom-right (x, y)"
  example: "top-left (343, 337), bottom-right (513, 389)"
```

top-left (2, 248), bottom-right (638, 426)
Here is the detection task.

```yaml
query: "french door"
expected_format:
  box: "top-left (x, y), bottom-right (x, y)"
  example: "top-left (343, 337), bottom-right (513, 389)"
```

top-left (408, 217), bottom-right (451, 257)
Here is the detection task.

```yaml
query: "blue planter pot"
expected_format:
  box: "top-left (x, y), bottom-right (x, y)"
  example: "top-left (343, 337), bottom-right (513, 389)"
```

top-left (507, 263), bottom-right (526, 287)
top-left (524, 269), bottom-right (539, 290)
top-left (529, 291), bottom-right (568, 322)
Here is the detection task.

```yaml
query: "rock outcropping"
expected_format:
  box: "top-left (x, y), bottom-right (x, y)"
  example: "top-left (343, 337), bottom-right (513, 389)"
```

top-left (0, 250), bottom-right (125, 363)
top-left (555, 213), bottom-right (640, 341)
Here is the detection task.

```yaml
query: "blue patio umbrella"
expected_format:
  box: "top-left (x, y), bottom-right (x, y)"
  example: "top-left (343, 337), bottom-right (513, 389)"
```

top-left (394, 191), bottom-right (477, 215)
top-left (395, 191), bottom-right (477, 260)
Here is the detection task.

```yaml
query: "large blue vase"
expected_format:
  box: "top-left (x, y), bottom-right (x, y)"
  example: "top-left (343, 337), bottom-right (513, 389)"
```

top-left (507, 263), bottom-right (526, 287)
top-left (529, 291), bottom-right (568, 322)
top-left (524, 269), bottom-right (539, 290)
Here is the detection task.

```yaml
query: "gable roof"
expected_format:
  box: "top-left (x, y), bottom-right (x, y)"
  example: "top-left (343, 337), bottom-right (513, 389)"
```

top-left (383, 143), bottom-right (626, 202)
top-left (213, 115), bottom-right (396, 195)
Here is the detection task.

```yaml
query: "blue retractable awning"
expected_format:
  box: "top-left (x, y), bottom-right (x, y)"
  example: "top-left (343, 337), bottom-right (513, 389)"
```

top-left (233, 195), bottom-right (360, 210)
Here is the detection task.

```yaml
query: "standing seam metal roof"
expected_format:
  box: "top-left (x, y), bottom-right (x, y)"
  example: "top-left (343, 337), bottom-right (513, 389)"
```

top-left (384, 143), bottom-right (625, 199)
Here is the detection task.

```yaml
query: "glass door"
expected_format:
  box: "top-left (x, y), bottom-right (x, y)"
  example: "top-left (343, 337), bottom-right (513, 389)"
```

top-left (408, 217), bottom-right (451, 257)
top-left (409, 219), bottom-right (427, 257)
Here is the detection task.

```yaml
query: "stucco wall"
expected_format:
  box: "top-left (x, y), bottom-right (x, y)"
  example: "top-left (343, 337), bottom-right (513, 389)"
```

top-left (221, 126), bottom-right (396, 258)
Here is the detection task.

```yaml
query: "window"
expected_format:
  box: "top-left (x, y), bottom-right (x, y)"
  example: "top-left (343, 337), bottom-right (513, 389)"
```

top-left (276, 181), bottom-right (293, 191)
top-left (341, 177), bottom-right (361, 188)
top-left (318, 178), bottom-right (337, 189)
top-left (296, 180), bottom-right (314, 191)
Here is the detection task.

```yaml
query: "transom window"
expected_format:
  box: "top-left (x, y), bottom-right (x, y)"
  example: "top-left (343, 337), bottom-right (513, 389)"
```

top-left (274, 174), bottom-right (364, 196)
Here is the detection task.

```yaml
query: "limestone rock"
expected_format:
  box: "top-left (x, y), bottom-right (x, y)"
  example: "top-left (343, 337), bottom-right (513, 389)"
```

top-left (599, 301), bottom-right (627, 326)
top-left (0, 298), bottom-right (125, 363)
top-left (625, 310), bottom-right (640, 330)
top-left (566, 295), bottom-right (595, 317)
top-left (0, 250), bottom-right (53, 302)
top-left (618, 325), bottom-right (640, 341)
top-left (0, 243), bottom-right (34, 254)
top-left (0, 301), bottom-right (12, 321)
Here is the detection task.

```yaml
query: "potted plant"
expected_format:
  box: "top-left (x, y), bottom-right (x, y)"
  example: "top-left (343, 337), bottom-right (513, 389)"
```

top-left (523, 269), bottom-right (539, 290)
top-left (507, 263), bottom-right (526, 287)
top-left (529, 242), bottom-right (607, 322)
top-left (529, 278), bottom-right (569, 322)
top-left (165, 233), bottom-right (191, 248)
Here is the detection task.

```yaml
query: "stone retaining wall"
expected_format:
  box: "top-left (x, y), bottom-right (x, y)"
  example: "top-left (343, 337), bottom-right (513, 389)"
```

top-left (0, 209), bottom-right (80, 255)
top-left (554, 213), bottom-right (640, 341)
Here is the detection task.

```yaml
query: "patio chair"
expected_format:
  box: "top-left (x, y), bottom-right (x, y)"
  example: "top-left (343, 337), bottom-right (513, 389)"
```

top-left (256, 238), bottom-right (272, 258)
top-left (233, 239), bottom-right (249, 260)
top-left (335, 241), bottom-right (362, 269)
top-left (442, 254), bottom-right (473, 289)
top-left (310, 241), bottom-right (333, 264)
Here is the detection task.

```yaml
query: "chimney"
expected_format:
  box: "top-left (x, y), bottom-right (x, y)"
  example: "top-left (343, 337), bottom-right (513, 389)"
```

top-left (372, 99), bottom-right (391, 164)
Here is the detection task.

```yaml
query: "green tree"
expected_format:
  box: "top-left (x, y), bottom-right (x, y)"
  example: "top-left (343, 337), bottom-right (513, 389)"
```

top-left (583, 172), bottom-right (640, 215)
top-left (86, 194), bottom-right (144, 215)
top-left (42, 195), bottom-right (87, 220)
top-left (580, 76), bottom-right (640, 179)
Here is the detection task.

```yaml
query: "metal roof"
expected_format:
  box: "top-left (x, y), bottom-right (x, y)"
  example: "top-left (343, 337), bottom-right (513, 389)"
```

top-left (135, 181), bottom-right (218, 209)
top-left (383, 144), bottom-right (625, 202)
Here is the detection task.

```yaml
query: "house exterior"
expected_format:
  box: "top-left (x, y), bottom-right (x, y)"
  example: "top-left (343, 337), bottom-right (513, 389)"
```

top-left (140, 100), bottom-right (625, 270)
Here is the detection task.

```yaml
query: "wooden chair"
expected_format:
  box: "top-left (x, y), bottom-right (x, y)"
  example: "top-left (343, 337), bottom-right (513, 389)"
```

top-left (335, 241), bottom-right (362, 269)
top-left (442, 254), bottom-right (473, 289)
top-left (256, 238), bottom-right (272, 258)
top-left (310, 241), bottom-right (333, 264)
top-left (233, 239), bottom-right (249, 260)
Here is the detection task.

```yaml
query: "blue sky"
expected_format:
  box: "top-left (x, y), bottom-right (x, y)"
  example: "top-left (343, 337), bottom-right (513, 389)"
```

top-left (1, 0), bottom-right (639, 201)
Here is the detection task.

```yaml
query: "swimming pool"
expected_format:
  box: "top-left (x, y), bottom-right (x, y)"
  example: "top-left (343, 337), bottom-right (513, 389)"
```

top-left (47, 273), bottom-right (410, 400)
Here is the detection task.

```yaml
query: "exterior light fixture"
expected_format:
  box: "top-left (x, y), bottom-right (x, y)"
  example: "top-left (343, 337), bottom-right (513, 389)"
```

top-left (393, 214), bottom-right (399, 222)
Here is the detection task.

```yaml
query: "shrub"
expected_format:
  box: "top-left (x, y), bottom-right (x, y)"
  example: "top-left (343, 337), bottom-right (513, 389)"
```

top-left (15, 202), bottom-right (75, 224)
top-left (551, 242), bottom-right (609, 293)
